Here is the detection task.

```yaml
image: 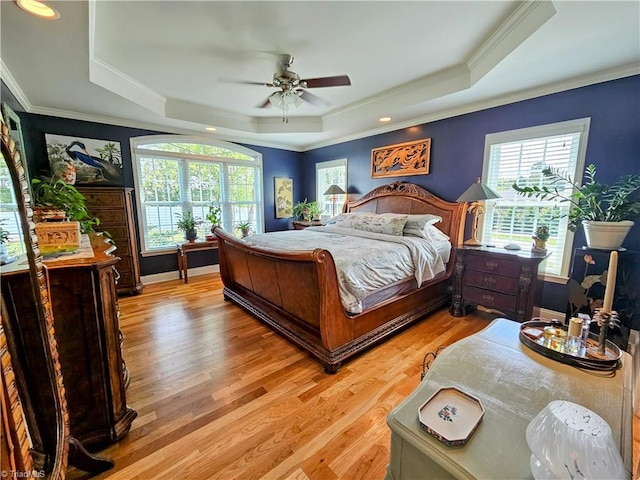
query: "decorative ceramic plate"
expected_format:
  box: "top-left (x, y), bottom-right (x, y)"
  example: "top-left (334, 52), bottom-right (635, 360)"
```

top-left (418, 387), bottom-right (484, 446)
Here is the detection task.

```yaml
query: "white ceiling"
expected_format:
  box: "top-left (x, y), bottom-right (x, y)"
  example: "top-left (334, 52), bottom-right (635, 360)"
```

top-left (1, 1), bottom-right (639, 151)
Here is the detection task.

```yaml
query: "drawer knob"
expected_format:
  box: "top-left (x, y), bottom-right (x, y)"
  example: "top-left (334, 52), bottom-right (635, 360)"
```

top-left (485, 260), bottom-right (498, 270)
top-left (483, 276), bottom-right (496, 287)
top-left (482, 294), bottom-right (495, 303)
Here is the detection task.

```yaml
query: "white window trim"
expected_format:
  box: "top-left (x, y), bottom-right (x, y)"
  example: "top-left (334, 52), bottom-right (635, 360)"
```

top-left (480, 118), bottom-right (591, 279)
top-left (316, 158), bottom-right (348, 218)
top-left (130, 135), bottom-right (263, 256)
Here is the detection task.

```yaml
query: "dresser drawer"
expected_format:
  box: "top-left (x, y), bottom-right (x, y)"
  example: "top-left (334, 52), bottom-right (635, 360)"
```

top-left (81, 191), bottom-right (125, 208)
top-left (464, 270), bottom-right (519, 294)
top-left (466, 254), bottom-right (521, 277)
top-left (462, 285), bottom-right (516, 313)
top-left (93, 209), bottom-right (128, 225)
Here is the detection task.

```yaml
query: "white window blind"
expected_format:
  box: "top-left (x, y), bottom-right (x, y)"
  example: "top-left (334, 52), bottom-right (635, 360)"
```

top-left (316, 159), bottom-right (347, 218)
top-left (132, 136), bottom-right (263, 254)
top-left (481, 119), bottom-right (590, 277)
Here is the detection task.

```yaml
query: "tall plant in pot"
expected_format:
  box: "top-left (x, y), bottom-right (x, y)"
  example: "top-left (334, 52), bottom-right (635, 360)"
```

top-left (513, 164), bottom-right (640, 249)
top-left (176, 211), bottom-right (201, 242)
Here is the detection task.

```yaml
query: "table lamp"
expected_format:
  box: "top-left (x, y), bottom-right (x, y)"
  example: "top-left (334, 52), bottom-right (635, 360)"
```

top-left (456, 178), bottom-right (500, 246)
top-left (526, 400), bottom-right (626, 480)
top-left (324, 184), bottom-right (346, 217)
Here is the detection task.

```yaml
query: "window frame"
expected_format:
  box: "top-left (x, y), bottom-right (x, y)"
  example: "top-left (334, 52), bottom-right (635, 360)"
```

top-left (480, 118), bottom-right (591, 280)
top-left (315, 158), bottom-right (348, 219)
top-left (131, 135), bottom-right (263, 256)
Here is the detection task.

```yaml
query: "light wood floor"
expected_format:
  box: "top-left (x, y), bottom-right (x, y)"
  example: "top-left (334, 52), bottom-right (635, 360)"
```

top-left (68, 274), bottom-right (639, 480)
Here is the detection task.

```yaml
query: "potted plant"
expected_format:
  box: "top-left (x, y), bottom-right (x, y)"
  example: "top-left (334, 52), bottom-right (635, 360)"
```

top-left (176, 211), bottom-right (201, 242)
top-left (237, 221), bottom-right (251, 238)
top-left (293, 200), bottom-right (322, 221)
top-left (31, 177), bottom-right (100, 234)
top-left (0, 220), bottom-right (11, 265)
top-left (206, 204), bottom-right (222, 232)
top-left (532, 224), bottom-right (549, 254)
top-left (513, 164), bottom-right (640, 249)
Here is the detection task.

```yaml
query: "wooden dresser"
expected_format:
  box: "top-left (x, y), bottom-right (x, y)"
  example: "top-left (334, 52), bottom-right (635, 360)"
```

top-left (0, 237), bottom-right (136, 449)
top-left (77, 187), bottom-right (143, 295)
top-left (450, 246), bottom-right (549, 322)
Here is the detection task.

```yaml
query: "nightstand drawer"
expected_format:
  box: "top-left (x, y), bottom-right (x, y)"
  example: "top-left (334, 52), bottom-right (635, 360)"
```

top-left (463, 285), bottom-right (516, 313)
top-left (466, 255), bottom-right (521, 277)
top-left (464, 270), bottom-right (519, 294)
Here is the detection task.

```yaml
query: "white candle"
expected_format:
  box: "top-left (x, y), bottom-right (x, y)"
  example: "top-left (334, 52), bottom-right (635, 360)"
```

top-left (602, 250), bottom-right (618, 312)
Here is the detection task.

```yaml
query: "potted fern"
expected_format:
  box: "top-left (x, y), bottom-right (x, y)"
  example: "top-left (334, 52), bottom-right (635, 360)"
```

top-left (176, 212), bottom-right (201, 242)
top-left (513, 164), bottom-right (640, 249)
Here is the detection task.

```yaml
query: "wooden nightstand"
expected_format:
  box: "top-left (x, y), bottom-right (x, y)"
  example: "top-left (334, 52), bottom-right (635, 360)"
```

top-left (450, 245), bottom-right (549, 322)
top-left (292, 220), bottom-right (325, 230)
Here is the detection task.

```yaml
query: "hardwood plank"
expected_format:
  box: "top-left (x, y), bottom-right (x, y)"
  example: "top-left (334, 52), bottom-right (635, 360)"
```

top-left (65, 274), bottom-right (638, 479)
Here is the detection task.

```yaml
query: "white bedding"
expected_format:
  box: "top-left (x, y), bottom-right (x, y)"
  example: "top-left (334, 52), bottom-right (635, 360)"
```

top-left (243, 226), bottom-right (451, 314)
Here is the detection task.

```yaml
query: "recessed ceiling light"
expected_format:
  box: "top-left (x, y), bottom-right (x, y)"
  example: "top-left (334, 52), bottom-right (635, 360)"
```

top-left (379, 117), bottom-right (392, 122)
top-left (205, 127), bottom-right (217, 132)
top-left (16, 0), bottom-right (60, 19)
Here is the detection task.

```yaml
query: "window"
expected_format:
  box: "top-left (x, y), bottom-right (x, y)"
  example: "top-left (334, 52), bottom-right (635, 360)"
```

top-left (131, 136), bottom-right (263, 254)
top-left (481, 118), bottom-right (590, 278)
top-left (0, 160), bottom-right (25, 258)
top-left (316, 159), bottom-right (347, 218)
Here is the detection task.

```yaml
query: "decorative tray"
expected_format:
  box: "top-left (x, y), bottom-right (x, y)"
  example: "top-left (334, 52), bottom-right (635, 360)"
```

top-left (417, 387), bottom-right (484, 446)
top-left (519, 321), bottom-right (622, 371)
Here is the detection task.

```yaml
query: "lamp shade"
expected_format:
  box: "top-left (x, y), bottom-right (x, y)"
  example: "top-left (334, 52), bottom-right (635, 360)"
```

top-left (268, 91), bottom-right (303, 110)
top-left (324, 184), bottom-right (346, 196)
top-left (526, 400), bottom-right (626, 480)
top-left (456, 178), bottom-right (500, 203)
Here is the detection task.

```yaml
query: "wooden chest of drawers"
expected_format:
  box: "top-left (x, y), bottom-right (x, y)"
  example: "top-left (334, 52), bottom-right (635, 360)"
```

top-left (450, 246), bottom-right (549, 322)
top-left (77, 187), bottom-right (143, 295)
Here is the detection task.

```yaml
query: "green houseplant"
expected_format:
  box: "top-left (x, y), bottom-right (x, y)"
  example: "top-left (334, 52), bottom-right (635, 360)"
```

top-left (293, 200), bottom-right (322, 221)
top-left (206, 205), bottom-right (222, 232)
top-left (176, 211), bottom-right (201, 242)
top-left (31, 177), bottom-right (100, 234)
top-left (513, 164), bottom-right (640, 248)
top-left (237, 221), bottom-right (251, 238)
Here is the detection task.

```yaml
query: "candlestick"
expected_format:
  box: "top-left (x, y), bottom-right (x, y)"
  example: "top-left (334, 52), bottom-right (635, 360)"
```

top-left (602, 251), bottom-right (618, 312)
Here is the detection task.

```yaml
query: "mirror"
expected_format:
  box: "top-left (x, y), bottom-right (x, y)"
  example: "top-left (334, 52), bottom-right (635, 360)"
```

top-left (1, 114), bottom-right (69, 478)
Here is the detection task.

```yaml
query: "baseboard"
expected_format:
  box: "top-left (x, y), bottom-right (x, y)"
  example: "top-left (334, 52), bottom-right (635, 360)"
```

top-left (533, 307), bottom-right (565, 323)
top-left (141, 264), bottom-right (220, 285)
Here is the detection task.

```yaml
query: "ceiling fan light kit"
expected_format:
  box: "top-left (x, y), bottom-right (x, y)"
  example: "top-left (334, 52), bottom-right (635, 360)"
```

top-left (240, 54), bottom-right (351, 122)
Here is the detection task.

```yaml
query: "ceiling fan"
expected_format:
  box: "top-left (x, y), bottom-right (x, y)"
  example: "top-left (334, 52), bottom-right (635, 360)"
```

top-left (237, 54), bottom-right (351, 121)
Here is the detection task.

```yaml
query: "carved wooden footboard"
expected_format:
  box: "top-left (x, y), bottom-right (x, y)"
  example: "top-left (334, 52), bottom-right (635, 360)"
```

top-left (215, 181), bottom-right (466, 373)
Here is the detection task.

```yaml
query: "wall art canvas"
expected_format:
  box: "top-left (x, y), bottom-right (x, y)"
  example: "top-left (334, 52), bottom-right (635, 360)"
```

top-left (45, 134), bottom-right (124, 186)
top-left (371, 138), bottom-right (431, 178)
top-left (274, 177), bottom-right (293, 218)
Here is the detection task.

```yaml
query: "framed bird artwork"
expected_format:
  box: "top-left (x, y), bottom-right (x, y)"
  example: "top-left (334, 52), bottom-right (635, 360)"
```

top-left (45, 133), bottom-right (124, 186)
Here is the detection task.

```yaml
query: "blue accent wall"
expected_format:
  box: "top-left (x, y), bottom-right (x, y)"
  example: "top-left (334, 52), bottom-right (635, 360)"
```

top-left (303, 75), bottom-right (640, 313)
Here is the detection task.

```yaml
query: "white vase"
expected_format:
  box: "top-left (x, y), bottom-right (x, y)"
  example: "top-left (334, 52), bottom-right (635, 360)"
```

top-left (582, 220), bottom-right (634, 249)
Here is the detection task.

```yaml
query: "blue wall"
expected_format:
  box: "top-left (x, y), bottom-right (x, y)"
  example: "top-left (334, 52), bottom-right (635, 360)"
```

top-left (4, 76), bottom-right (639, 311)
top-left (303, 75), bottom-right (640, 312)
top-left (1, 81), bottom-right (304, 274)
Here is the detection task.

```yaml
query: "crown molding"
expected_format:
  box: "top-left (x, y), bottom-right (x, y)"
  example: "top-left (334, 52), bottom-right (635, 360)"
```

top-left (0, 60), bottom-right (32, 111)
top-left (301, 64), bottom-right (639, 151)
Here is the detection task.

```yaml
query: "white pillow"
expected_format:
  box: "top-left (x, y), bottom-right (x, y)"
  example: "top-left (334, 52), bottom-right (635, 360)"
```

top-left (328, 212), bottom-right (409, 236)
top-left (403, 214), bottom-right (442, 237)
top-left (422, 224), bottom-right (450, 243)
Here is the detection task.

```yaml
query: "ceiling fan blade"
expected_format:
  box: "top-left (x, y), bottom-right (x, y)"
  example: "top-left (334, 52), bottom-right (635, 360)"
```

top-left (300, 90), bottom-right (330, 107)
top-left (256, 97), bottom-right (272, 108)
top-left (301, 75), bottom-right (351, 88)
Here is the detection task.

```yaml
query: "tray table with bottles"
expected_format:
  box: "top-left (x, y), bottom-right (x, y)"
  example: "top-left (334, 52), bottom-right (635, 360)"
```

top-left (519, 320), bottom-right (622, 371)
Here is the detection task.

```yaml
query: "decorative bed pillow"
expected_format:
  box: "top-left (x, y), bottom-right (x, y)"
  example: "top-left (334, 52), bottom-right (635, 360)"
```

top-left (403, 214), bottom-right (442, 237)
top-left (422, 224), bottom-right (450, 243)
top-left (329, 213), bottom-right (409, 236)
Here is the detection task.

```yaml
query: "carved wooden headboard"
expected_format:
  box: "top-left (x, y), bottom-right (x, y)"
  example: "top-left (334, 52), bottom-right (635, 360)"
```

top-left (345, 181), bottom-right (467, 245)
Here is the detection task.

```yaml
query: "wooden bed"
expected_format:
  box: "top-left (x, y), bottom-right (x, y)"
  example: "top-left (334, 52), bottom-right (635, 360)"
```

top-left (214, 181), bottom-right (467, 373)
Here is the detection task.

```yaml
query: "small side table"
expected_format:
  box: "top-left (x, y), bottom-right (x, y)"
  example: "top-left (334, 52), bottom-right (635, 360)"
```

top-left (450, 245), bottom-right (549, 322)
top-left (292, 220), bottom-right (325, 230)
top-left (177, 239), bottom-right (218, 283)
